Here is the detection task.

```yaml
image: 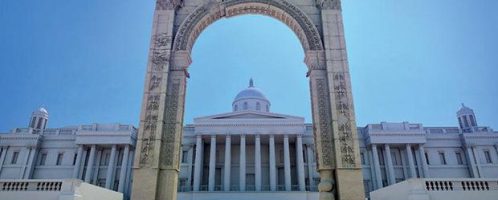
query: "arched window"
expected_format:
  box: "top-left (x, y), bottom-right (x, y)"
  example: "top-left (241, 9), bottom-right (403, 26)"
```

top-left (243, 102), bottom-right (248, 110)
top-left (256, 102), bottom-right (261, 111)
top-left (266, 105), bottom-right (269, 112)
top-left (234, 105), bottom-right (238, 111)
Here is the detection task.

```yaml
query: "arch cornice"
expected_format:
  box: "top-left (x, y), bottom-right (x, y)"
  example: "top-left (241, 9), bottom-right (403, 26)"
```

top-left (173, 0), bottom-right (324, 53)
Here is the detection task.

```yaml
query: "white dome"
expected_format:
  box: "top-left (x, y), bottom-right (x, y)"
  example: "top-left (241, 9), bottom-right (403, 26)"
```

top-left (38, 107), bottom-right (48, 114)
top-left (232, 79), bottom-right (271, 112)
top-left (234, 87), bottom-right (269, 102)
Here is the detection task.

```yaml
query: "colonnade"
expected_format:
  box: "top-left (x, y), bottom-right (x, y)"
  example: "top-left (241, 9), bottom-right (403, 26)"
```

top-left (72, 144), bottom-right (133, 193)
top-left (191, 134), bottom-right (310, 192)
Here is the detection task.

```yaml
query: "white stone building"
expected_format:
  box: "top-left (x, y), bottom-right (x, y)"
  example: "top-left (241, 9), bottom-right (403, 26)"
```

top-left (0, 108), bottom-right (137, 199)
top-left (1, 80), bottom-right (497, 199)
top-left (176, 80), bottom-right (498, 199)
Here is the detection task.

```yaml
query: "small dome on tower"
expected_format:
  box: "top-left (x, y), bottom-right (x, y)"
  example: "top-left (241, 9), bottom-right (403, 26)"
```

top-left (457, 103), bottom-right (473, 116)
top-left (38, 107), bottom-right (48, 114)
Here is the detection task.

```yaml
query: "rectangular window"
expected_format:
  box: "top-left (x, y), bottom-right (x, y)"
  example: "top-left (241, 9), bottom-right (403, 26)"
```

top-left (391, 152), bottom-right (398, 165)
top-left (103, 152), bottom-right (110, 166)
top-left (439, 152), bottom-right (447, 165)
top-left (455, 152), bottom-right (464, 165)
top-left (11, 151), bottom-right (19, 164)
top-left (182, 151), bottom-right (189, 163)
top-left (56, 153), bottom-right (64, 165)
top-left (484, 150), bottom-right (492, 163)
top-left (39, 153), bottom-right (47, 165)
top-left (425, 153), bottom-right (430, 165)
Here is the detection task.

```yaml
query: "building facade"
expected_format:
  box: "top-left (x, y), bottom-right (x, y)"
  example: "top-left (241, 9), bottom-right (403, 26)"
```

top-left (1, 81), bottom-right (497, 199)
top-left (0, 108), bottom-right (137, 199)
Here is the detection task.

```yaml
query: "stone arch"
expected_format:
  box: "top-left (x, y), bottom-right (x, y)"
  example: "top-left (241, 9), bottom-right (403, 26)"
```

top-left (173, 0), bottom-right (324, 54)
top-left (132, 0), bottom-right (365, 200)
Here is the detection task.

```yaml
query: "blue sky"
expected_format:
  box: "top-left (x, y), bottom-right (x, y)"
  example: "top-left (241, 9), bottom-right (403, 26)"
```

top-left (0, 0), bottom-right (497, 132)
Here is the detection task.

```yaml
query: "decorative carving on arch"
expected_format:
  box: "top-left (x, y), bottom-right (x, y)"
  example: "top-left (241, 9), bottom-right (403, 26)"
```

top-left (315, 0), bottom-right (341, 10)
top-left (156, 0), bottom-right (184, 10)
top-left (173, 0), bottom-right (324, 52)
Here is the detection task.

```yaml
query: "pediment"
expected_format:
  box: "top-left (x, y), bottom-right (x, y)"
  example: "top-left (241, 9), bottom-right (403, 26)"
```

top-left (212, 113), bottom-right (285, 119)
top-left (193, 111), bottom-right (303, 122)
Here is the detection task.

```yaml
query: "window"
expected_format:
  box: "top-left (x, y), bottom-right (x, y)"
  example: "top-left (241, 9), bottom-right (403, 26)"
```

top-left (266, 105), bottom-right (269, 112)
top-left (439, 152), bottom-right (446, 165)
top-left (469, 115), bottom-right (476, 126)
top-left (425, 153), bottom-right (430, 165)
top-left (243, 102), bottom-right (248, 110)
top-left (458, 117), bottom-right (463, 128)
top-left (455, 152), bottom-right (464, 165)
top-left (484, 150), bottom-right (492, 163)
top-left (39, 153), bottom-right (47, 165)
top-left (56, 153), bottom-right (64, 165)
top-left (391, 152), bottom-right (398, 165)
top-left (463, 116), bottom-right (470, 127)
top-left (256, 102), bottom-right (261, 111)
top-left (11, 151), bottom-right (19, 164)
top-left (234, 105), bottom-right (238, 111)
top-left (182, 151), bottom-right (189, 163)
top-left (103, 152), bottom-right (110, 166)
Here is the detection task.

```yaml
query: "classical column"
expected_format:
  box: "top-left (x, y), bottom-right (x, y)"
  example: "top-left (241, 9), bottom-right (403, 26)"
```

top-left (296, 135), bottom-right (305, 191)
top-left (371, 145), bottom-right (382, 189)
top-left (240, 134), bottom-right (246, 191)
top-left (224, 135), bottom-right (231, 191)
top-left (187, 146), bottom-right (194, 189)
top-left (306, 145), bottom-right (315, 189)
top-left (105, 144), bottom-right (117, 189)
top-left (24, 147), bottom-right (38, 179)
top-left (384, 144), bottom-right (395, 185)
top-left (399, 149), bottom-right (408, 179)
top-left (406, 144), bottom-right (417, 178)
top-left (125, 149), bottom-right (134, 198)
top-left (0, 146), bottom-right (9, 174)
top-left (269, 135), bottom-right (277, 191)
top-left (368, 149), bottom-right (377, 190)
top-left (418, 145), bottom-right (429, 177)
top-left (84, 145), bottom-right (97, 182)
top-left (472, 146), bottom-right (482, 178)
top-left (255, 134), bottom-right (262, 191)
top-left (93, 149), bottom-right (103, 184)
top-left (19, 147), bottom-right (32, 179)
top-left (283, 135), bottom-right (291, 191)
top-left (208, 135), bottom-right (217, 191)
top-left (73, 145), bottom-right (84, 178)
top-left (193, 135), bottom-right (203, 191)
top-left (118, 145), bottom-right (130, 192)
top-left (465, 145), bottom-right (478, 178)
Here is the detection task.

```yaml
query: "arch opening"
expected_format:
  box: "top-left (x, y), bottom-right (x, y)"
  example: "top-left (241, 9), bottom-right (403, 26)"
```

top-left (173, 1), bottom-right (324, 54)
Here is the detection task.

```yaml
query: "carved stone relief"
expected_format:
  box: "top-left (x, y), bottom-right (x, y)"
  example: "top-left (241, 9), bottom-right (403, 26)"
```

top-left (332, 73), bottom-right (356, 168)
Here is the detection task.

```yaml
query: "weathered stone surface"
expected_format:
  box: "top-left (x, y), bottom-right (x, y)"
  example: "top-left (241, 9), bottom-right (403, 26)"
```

top-left (132, 0), bottom-right (364, 200)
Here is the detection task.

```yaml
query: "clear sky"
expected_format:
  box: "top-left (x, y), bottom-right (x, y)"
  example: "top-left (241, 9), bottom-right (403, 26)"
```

top-left (0, 0), bottom-right (497, 132)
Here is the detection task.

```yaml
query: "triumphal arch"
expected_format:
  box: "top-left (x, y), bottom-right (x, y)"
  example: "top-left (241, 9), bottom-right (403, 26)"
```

top-left (131, 0), bottom-right (364, 199)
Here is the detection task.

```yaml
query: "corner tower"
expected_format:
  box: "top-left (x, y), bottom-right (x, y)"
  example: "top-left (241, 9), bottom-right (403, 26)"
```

top-left (457, 104), bottom-right (478, 132)
top-left (29, 107), bottom-right (48, 131)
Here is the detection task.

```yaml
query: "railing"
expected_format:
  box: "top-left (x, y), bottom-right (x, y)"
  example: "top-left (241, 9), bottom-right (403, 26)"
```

top-left (424, 180), bottom-right (498, 192)
top-left (0, 180), bottom-right (62, 192)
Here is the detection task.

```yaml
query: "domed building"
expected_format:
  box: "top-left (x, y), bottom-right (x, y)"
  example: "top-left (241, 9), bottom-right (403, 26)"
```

top-left (177, 79), bottom-right (320, 200)
top-left (1, 81), bottom-right (498, 200)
